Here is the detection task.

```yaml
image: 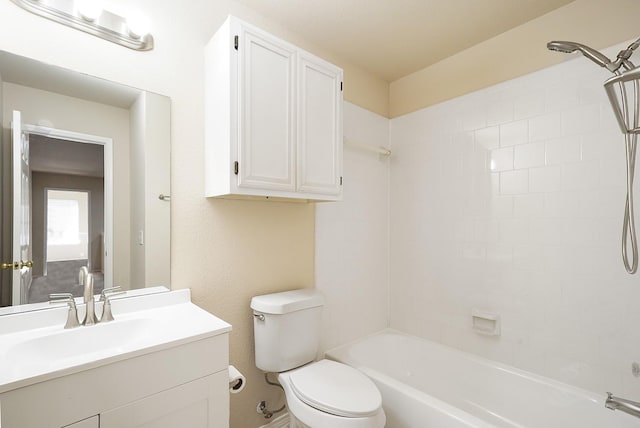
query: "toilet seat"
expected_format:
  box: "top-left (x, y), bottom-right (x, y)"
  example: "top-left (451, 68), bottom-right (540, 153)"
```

top-left (278, 360), bottom-right (386, 428)
top-left (288, 360), bottom-right (382, 417)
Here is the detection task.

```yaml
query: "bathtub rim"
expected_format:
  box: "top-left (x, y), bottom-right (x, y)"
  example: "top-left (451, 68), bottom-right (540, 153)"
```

top-left (324, 328), bottom-right (606, 406)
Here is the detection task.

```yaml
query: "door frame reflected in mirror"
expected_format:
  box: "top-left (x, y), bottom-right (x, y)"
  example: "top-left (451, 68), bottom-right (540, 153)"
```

top-left (0, 50), bottom-right (171, 314)
top-left (21, 122), bottom-right (114, 306)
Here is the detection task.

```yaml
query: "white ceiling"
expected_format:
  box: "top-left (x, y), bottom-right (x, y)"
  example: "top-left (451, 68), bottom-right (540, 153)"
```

top-left (236, 0), bottom-right (575, 81)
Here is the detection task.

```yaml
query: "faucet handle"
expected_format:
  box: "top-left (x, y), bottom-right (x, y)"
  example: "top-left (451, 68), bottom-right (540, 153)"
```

top-left (49, 293), bottom-right (80, 329)
top-left (49, 292), bottom-right (74, 301)
top-left (99, 287), bottom-right (125, 323)
top-left (99, 286), bottom-right (123, 301)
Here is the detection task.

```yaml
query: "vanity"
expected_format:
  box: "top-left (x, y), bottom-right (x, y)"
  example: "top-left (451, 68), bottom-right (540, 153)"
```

top-left (0, 288), bottom-right (231, 427)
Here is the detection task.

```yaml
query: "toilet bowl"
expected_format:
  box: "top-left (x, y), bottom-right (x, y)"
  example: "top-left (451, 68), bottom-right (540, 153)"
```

top-left (278, 360), bottom-right (385, 428)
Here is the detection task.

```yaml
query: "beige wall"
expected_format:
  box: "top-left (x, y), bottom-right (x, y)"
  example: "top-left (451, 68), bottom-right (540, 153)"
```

top-left (390, 0), bottom-right (640, 117)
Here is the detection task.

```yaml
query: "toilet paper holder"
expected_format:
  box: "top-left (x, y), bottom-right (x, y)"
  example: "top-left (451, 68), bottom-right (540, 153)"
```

top-left (228, 365), bottom-right (246, 394)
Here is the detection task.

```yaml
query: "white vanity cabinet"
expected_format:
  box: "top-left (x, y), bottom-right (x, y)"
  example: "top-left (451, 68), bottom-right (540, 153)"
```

top-left (0, 334), bottom-right (229, 428)
top-left (0, 289), bottom-right (231, 428)
top-left (100, 371), bottom-right (228, 427)
top-left (205, 15), bottom-right (343, 201)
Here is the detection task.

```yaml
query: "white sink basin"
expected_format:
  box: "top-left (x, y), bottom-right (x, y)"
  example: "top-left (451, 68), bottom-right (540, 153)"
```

top-left (0, 289), bottom-right (231, 393)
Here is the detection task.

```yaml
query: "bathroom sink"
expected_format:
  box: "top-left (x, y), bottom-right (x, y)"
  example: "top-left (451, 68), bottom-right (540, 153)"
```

top-left (0, 289), bottom-right (231, 392)
top-left (1, 318), bottom-right (155, 376)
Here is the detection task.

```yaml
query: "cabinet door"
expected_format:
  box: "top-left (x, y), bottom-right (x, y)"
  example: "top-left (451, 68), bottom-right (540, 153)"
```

top-left (237, 24), bottom-right (297, 192)
top-left (100, 372), bottom-right (229, 428)
top-left (63, 416), bottom-right (99, 428)
top-left (297, 52), bottom-right (343, 197)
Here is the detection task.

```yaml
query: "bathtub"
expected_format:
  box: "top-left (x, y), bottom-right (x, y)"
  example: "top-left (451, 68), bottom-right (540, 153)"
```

top-left (325, 330), bottom-right (640, 428)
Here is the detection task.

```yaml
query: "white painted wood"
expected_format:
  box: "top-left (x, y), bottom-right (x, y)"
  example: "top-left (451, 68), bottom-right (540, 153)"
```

top-left (11, 110), bottom-right (31, 305)
top-left (21, 122), bottom-right (114, 291)
top-left (296, 53), bottom-right (343, 196)
top-left (100, 372), bottom-right (228, 428)
top-left (238, 25), bottom-right (296, 192)
top-left (63, 415), bottom-right (99, 428)
top-left (0, 334), bottom-right (229, 427)
top-left (204, 16), bottom-right (343, 201)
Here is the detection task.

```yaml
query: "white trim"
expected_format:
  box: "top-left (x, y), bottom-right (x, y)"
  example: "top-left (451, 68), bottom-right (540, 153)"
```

top-left (23, 124), bottom-right (113, 290)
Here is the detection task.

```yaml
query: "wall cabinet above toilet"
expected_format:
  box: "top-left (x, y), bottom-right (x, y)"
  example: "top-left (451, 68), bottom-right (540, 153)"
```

top-left (205, 15), bottom-right (344, 202)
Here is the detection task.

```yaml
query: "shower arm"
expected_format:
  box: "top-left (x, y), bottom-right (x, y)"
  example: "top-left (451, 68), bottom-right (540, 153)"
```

top-left (609, 37), bottom-right (640, 72)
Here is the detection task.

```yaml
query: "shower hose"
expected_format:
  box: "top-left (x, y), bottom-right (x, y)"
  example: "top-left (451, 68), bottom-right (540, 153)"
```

top-left (620, 78), bottom-right (639, 274)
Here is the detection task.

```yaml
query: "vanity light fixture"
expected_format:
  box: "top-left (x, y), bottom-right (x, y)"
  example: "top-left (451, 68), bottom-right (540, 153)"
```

top-left (10, 0), bottom-right (154, 51)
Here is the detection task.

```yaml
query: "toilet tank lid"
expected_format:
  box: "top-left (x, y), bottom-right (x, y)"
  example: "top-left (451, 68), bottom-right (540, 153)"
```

top-left (251, 289), bottom-right (324, 314)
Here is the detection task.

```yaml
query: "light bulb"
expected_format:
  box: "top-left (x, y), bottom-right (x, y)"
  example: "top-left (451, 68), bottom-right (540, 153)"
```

top-left (127, 11), bottom-right (151, 39)
top-left (75, 0), bottom-right (103, 22)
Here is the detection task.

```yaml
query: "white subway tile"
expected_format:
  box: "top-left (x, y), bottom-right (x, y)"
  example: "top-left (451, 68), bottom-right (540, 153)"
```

top-left (500, 120), bottom-right (528, 147)
top-left (487, 97), bottom-right (514, 126)
top-left (562, 161), bottom-right (599, 191)
top-left (513, 244), bottom-right (543, 270)
top-left (514, 142), bottom-right (545, 169)
top-left (513, 193), bottom-right (545, 218)
top-left (514, 92), bottom-right (544, 119)
top-left (500, 169), bottom-right (529, 195)
top-left (529, 166), bottom-right (562, 193)
top-left (545, 84), bottom-right (580, 113)
top-left (562, 104), bottom-right (600, 136)
top-left (489, 196), bottom-right (513, 219)
top-left (530, 220), bottom-right (564, 244)
top-left (490, 147), bottom-right (514, 172)
top-left (600, 103), bottom-right (622, 134)
top-left (462, 106), bottom-right (487, 131)
top-left (500, 218), bottom-right (530, 243)
top-left (581, 131), bottom-right (623, 161)
top-left (600, 158), bottom-right (628, 189)
top-left (462, 243), bottom-right (486, 260)
top-left (543, 192), bottom-right (581, 218)
top-left (475, 126), bottom-right (500, 150)
top-left (529, 113), bottom-right (562, 142)
top-left (545, 136), bottom-right (581, 165)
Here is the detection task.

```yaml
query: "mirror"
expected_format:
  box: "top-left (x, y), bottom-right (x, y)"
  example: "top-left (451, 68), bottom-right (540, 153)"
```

top-left (0, 50), bottom-right (171, 311)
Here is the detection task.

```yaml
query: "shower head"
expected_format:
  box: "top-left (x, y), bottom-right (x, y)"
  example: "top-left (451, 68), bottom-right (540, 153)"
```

top-left (547, 40), bottom-right (613, 69)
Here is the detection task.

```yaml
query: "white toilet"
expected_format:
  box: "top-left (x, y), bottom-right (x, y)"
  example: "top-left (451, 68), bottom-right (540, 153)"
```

top-left (251, 289), bottom-right (386, 428)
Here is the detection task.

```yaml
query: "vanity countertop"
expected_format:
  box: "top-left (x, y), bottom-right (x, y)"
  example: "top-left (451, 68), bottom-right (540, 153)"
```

top-left (0, 288), bottom-right (231, 393)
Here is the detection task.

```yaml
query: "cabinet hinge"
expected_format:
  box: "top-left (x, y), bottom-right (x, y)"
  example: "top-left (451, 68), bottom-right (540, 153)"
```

top-left (234, 161), bottom-right (239, 175)
top-left (234, 35), bottom-right (239, 50)
top-left (340, 176), bottom-right (343, 186)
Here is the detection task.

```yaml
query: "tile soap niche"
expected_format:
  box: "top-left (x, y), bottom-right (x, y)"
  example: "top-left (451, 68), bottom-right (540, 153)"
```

top-left (472, 309), bottom-right (501, 336)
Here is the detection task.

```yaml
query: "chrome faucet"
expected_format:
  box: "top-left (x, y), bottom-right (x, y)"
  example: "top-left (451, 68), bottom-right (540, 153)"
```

top-left (606, 392), bottom-right (640, 419)
top-left (82, 273), bottom-right (98, 326)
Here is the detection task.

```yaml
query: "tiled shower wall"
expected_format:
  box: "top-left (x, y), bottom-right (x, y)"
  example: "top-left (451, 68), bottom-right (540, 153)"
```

top-left (389, 45), bottom-right (640, 397)
top-left (316, 102), bottom-right (390, 353)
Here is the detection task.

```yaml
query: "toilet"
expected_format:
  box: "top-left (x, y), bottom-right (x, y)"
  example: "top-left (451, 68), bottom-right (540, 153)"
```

top-left (251, 289), bottom-right (386, 428)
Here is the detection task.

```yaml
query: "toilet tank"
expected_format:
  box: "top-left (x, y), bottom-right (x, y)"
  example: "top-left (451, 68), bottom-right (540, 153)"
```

top-left (251, 289), bottom-right (324, 372)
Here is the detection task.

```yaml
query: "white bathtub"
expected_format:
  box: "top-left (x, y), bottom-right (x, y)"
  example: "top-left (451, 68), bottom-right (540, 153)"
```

top-left (325, 330), bottom-right (640, 428)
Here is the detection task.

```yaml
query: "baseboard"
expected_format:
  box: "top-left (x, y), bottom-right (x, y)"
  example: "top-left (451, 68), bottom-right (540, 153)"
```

top-left (257, 412), bottom-right (290, 428)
